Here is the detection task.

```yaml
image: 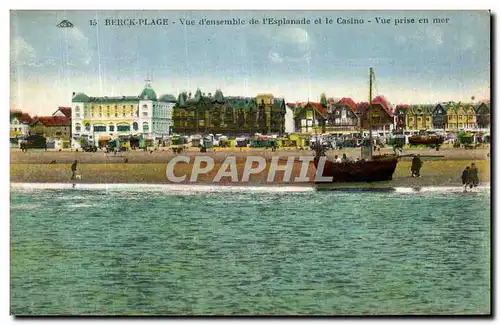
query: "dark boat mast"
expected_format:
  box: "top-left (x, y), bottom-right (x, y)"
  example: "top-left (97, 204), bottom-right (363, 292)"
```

top-left (367, 68), bottom-right (374, 160)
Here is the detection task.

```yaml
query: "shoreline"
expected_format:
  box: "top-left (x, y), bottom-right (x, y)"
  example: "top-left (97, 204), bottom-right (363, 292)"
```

top-left (9, 182), bottom-right (492, 194)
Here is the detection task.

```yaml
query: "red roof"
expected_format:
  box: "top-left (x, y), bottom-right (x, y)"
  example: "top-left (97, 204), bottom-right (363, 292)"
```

top-left (336, 97), bottom-right (357, 112)
top-left (285, 101), bottom-right (327, 117)
top-left (53, 106), bottom-right (72, 118)
top-left (306, 102), bottom-right (327, 117)
top-left (18, 113), bottom-right (32, 124)
top-left (11, 111), bottom-right (33, 124)
top-left (32, 116), bottom-right (70, 127)
top-left (372, 96), bottom-right (394, 117)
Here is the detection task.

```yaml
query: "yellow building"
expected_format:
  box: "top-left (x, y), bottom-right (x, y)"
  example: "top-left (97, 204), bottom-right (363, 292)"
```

top-left (404, 105), bottom-right (433, 131)
top-left (445, 102), bottom-right (458, 131)
top-left (462, 103), bottom-right (477, 130)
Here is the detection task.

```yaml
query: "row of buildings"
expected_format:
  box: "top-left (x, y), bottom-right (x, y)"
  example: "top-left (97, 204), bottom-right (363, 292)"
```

top-left (289, 94), bottom-right (491, 136)
top-left (10, 81), bottom-right (491, 146)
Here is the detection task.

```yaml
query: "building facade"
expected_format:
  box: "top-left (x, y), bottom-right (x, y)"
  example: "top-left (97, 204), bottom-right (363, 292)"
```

top-left (393, 105), bottom-right (407, 131)
top-left (325, 97), bottom-right (360, 133)
top-left (70, 81), bottom-right (175, 146)
top-left (431, 103), bottom-right (447, 130)
top-left (358, 96), bottom-right (394, 136)
top-left (172, 90), bottom-right (286, 135)
top-left (30, 116), bottom-right (71, 140)
top-left (287, 102), bottom-right (327, 134)
top-left (10, 111), bottom-right (32, 138)
top-left (405, 105), bottom-right (433, 131)
top-left (475, 102), bottom-right (490, 130)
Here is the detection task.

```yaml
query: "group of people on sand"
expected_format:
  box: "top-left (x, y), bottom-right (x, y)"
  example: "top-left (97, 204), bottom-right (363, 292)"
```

top-left (462, 163), bottom-right (480, 192)
top-left (333, 154), bottom-right (366, 163)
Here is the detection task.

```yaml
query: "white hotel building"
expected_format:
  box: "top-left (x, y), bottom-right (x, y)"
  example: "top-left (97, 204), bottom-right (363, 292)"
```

top-left (70, 81), bottom-right (175, 146)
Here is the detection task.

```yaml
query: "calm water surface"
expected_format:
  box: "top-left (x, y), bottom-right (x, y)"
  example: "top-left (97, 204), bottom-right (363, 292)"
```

top-left (10, 185), bottom-right (490, 315)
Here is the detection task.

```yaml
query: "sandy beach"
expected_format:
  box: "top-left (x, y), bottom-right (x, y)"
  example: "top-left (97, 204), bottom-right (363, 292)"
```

top-left (10, 147), bottom-right (490, 188)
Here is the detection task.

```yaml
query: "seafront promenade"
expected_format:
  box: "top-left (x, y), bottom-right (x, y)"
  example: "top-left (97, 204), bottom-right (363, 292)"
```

top-left (10, 147), bottom-right (490, 187)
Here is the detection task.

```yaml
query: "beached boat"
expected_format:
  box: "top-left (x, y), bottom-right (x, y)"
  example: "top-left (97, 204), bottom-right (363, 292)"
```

top-left (313, 68), bottom-right (399, 183)
top-left (408, 131), bottom-right (444, 146)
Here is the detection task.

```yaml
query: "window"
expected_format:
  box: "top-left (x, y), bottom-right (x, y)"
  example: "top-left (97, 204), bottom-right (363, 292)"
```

top-left (76, 123), bottom-right (81, 132)
top-left (76, 113), bottom-right (80, 118)
top-left (117, 124), bottom-right (130, 132)
top-left (109, 124), bottom-right (115, 132)
top-left (56, 131), bottom-right (62, 136)
top-left (85, 123), bottom-right (91, 131)
top-left (143, 111), bottom-right (148, 117)
top-left (94, 125), bottom-right (106, 132)
top-left (143, 122), bottom-right (149, 133)
top-left (75, 106), bottom-right (80, 112)
top-left (133, 122), bottom-right (139, 131)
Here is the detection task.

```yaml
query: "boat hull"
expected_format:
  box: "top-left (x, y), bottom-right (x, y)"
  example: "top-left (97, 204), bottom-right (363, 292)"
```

top-left (314, 156), bottom-right (398, 183)
top-left (408, 136), bottom-right (444, 145)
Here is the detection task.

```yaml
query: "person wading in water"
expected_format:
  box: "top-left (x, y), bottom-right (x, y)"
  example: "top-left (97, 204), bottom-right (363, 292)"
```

top-left (411, 154), bottom-right (423, 178)
top-left (462, 166), bottom-right (470, 192)
top-left (71, 160), bottom-right (78, 180)
top-left (468, 163), bottom-right (480, 190)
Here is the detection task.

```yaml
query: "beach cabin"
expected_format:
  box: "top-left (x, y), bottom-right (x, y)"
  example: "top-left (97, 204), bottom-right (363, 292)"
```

top-left (235, 137), bottom-right (249, 147)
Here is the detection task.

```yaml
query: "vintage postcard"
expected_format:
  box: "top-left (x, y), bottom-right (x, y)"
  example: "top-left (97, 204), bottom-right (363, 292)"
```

top-left (10, 10), bottom-right (490, 315)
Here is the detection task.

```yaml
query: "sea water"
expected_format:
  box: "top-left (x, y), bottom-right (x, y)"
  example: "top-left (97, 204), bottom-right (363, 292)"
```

top-left (10, 184), bottom-right (490, 315)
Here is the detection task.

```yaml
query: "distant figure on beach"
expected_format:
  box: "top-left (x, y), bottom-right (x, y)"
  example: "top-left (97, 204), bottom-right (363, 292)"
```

top-left (334, 155), bottom-right (342, 163)
top-left (342, 153), bottom-right (349, 163)
top-left (411, 154), bottom-right (423, 178)
top-left (462, 166), bottom-right (470, 190)
top-left (71, 160), bottom-right (78, 180)
top-left (20, 141), bottom-right (27, 152)
top-left (468, 163), bottom-right (479, 189)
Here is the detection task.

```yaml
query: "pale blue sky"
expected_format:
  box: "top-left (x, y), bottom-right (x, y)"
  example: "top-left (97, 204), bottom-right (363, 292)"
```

top-left (11, 10), bottom-right (490, 115)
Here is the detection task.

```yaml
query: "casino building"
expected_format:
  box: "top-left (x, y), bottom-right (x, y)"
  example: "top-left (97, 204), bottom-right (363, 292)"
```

top-left (70, 81), bottom-right (176, 147)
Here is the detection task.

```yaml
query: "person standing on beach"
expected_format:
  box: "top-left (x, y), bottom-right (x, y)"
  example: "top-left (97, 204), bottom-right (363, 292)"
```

top-left (411, 154), bottom-right (423, 178)
top-left (71, 160), bottom-right (78, 180)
